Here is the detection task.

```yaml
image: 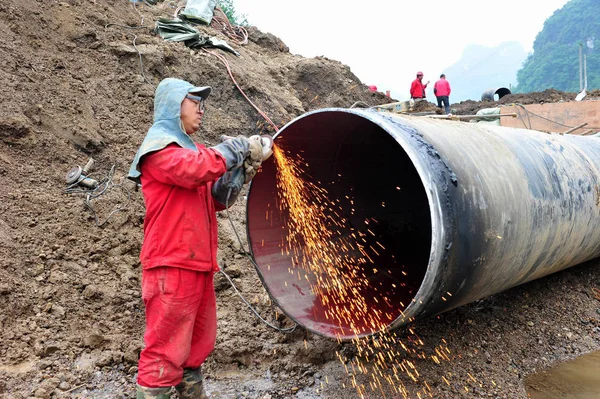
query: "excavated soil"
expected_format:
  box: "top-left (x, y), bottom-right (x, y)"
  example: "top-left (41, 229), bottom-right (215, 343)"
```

top-left (1, 1), bottom-right (599, 399)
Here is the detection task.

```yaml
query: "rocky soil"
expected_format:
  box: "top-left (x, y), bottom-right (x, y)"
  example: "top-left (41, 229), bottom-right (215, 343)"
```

top-left (0, 1), bottom-right (599, 399)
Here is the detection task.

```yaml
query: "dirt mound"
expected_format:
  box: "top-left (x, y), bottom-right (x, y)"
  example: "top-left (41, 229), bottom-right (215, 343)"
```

top-left (0, 1), bottom-right (599, 399)
top-left (449, 88), bottom-right (579, 115)
top-left (406, 88), bottom-right (580, 116)
top-left (411, 99), bottom-right (442, 113)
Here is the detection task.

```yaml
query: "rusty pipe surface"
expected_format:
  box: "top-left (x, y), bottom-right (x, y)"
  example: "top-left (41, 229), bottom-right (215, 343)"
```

top-left (246, 108), bottom-right (600, 339)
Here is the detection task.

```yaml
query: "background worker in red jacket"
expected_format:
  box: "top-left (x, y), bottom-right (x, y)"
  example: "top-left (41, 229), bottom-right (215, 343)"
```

top-left (410, 71), bottom-right (429, 101)
top-left (127, 78), bottom-right (263, 399)
top-left (433, 73), bottom-right (452, 114)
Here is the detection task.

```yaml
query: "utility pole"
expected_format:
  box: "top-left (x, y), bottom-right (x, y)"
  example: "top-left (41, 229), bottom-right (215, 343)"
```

top-left (579, 43), bottom-right (583, 91)
top-left (584, 54), bottom-right (588, 90)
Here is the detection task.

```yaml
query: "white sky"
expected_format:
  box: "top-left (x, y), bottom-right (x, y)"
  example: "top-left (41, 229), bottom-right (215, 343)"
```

top-left (234, 0), bottom-right (571, 101)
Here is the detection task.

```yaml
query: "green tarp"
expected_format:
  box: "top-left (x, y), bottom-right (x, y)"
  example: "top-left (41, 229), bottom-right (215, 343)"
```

top-left (180, 0), bottom-right (217, 25)
top-left (154, 18), bottom-right (240, 56)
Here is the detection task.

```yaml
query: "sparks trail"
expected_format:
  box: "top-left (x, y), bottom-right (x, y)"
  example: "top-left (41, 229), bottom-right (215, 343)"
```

top-left (270, 143), bottom-right (487, 397)
top-left (272, 144), bottom-right (397, 336)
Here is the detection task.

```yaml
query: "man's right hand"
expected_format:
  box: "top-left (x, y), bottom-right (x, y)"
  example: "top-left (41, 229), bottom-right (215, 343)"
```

top-left (212, 167), bottom-right (245, 207)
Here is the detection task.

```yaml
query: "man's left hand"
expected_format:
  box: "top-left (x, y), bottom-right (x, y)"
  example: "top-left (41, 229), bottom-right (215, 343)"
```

top-left (244, 136), bottom-right (264, 183)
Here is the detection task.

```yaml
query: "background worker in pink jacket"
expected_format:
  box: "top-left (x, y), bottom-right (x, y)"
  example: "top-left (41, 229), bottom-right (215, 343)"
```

top-left (128, 78), bottom-right (263, 399)
top-left (433, 73), bottom-right (452, 114)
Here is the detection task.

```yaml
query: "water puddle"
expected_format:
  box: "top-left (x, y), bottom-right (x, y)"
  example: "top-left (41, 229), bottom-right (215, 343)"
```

top-left (525, 351), bottom-right (600, 398)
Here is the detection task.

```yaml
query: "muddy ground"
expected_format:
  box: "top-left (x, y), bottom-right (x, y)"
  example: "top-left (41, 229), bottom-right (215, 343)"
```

top-left (0, 1), bottom-right (599, 398)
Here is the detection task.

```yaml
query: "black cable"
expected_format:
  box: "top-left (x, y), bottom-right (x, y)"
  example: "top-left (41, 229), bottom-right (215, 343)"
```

top-left (64, 165), bottom-right (131, 227)
top-left (132, 35), bottom-right (155, 88)
top-left (103, 23), bottom-right (154, 88)
top-left (218, 269), bottom-right (296, 334)
top-left (222, 187), bottom-right (298, 334)
top-left (131, 0), bottom-right (145, 26)
top-left (511, 103), bottom-right (600, 131)
top-left (104, 23), bottom-right (149, 30)
top-left (514, 103), bottom-right (531, 129)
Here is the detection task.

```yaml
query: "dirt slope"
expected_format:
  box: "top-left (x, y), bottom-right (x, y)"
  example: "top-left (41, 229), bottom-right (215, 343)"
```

top-left (0, 1), bottom-right (599, 399)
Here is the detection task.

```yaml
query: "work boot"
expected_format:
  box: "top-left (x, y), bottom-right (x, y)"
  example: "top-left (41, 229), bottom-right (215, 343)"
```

top-left (175, 367), bottom-right (209, 399)
top-left (136, 384), bottom-right (172, 399)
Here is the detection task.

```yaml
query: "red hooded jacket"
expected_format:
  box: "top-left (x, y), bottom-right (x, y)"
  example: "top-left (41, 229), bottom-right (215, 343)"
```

top-left (139, 143), bottom-right (227, 272)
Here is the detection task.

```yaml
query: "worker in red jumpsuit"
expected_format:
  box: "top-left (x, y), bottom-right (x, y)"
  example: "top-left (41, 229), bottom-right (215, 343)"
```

top-left (410, 71), bottom-right (430, 101)
top-left (127, 77), bottom-right (263, 399)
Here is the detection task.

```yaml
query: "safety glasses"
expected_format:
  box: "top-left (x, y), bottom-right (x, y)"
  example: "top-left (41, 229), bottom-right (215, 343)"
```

top-left (186, 94), bottom-right (205, 112)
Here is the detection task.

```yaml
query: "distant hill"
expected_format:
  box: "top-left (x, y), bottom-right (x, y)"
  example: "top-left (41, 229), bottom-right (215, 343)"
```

top-left (516, 0), bottom-right (599, 93)
top-left (442, 41), bottom-right (527, 102)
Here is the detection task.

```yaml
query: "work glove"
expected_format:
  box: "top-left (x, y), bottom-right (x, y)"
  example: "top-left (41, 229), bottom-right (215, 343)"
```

top-left (211, 136), bottom-right (252, 171)
top-left (216, 134), bottom-right (264, 183)
top-left (244, 135), bottom-right (265, 183)
top-left (211, 167), bottom-right (245, 208)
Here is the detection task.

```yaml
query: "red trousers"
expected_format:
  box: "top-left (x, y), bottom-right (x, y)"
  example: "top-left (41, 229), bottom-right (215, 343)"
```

top-left (137, 266), bottom-right (217, 387)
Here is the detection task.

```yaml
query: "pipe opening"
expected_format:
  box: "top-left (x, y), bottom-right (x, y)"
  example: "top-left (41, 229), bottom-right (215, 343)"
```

top-left (481, 87), bottom-right (512, 101)
top-left (247, 111), bottom-right (432, 338)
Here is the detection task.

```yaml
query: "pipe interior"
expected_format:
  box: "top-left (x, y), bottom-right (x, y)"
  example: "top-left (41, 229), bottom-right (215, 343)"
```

top-left (247, 111), bottom-right (432, 338)
top-left (495, 87), bottom-right (512, 100)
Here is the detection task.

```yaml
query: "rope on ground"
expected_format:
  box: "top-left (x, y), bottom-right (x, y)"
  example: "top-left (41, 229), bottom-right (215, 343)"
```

top-left (203, 49), bottom-right (280, 132)
top-left (223, 188), bottom-right (298, 334)
top-left (210, 6), bottom-right (248, 46)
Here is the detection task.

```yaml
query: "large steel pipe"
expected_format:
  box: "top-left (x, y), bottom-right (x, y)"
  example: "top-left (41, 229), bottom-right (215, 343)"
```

top-left (481, 87), bottom-right (512, 101)
top-left (246, 108), bottom-right (600, 339)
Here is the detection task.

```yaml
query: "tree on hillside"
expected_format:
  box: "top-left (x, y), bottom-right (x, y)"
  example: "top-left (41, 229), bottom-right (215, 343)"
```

top-left (218, 0), bottom-right (248, 26)
top-left (515, 0), bottom-right (599, 93)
